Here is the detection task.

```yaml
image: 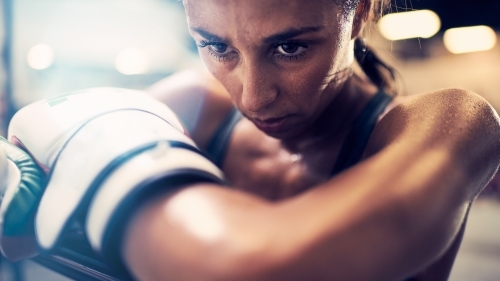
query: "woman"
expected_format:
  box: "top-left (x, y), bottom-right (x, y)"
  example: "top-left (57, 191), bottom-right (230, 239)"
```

top-left (124, 0), bottom-right (500, 280)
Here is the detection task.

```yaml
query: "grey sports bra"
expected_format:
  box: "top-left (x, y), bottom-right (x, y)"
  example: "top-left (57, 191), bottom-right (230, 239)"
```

top-left (205, 90), bottom-right (393, 175)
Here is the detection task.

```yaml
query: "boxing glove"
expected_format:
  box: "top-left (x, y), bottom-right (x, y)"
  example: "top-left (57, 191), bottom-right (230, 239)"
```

top-left (8, 88), bottom-right (225, 262)
top-left (0, 136), bottom-right (45, 260)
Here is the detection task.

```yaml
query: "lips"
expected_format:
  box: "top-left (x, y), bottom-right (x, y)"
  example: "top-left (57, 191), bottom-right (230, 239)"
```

top-left (252, 115), bottom-right (290, 134)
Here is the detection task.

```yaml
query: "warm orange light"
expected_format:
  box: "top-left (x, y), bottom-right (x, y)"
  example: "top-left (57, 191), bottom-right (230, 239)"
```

top-left (444, 26), bottom-right (497, 54)
top-left (378, 10), bottom-right (441, 41)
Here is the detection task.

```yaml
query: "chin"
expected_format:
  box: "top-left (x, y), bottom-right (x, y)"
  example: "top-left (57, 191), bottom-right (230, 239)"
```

top-left (256, 123), bottom-right (306, 141)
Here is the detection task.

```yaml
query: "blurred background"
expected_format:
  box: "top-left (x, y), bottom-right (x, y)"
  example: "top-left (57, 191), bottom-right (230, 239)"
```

top-left (0, 0), bottom-right (203, 135)
top-left (0, 0), bottom-right (499, 280)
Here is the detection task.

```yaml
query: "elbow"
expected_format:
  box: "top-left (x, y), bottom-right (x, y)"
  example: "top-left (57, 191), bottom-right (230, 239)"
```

top-left (445, 88), bottom-right (500, 197)
top-left (417, 88), bottom-right (500, 199)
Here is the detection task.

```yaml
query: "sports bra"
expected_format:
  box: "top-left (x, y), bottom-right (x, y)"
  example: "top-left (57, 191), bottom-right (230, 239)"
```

top-left (206, 90), bottom-right (394, 175)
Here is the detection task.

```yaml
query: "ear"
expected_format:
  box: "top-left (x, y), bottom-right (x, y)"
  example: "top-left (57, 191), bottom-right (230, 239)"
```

top-left (351, 0), bottom-right (373, 39)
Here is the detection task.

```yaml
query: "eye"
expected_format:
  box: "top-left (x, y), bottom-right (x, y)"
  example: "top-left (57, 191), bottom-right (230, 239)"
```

top-left (273, 41), bottom-right (309, 62)
top-left (197, 40), bottom-right (237, 62)
top-left (278, 44), bottom-right (299, 54)
top-left (198, 40), bottom-right (231, 54)
top-left (210, 43), bottom-right (228, 54)
top-left (275, 42), bottom-right (308, 56)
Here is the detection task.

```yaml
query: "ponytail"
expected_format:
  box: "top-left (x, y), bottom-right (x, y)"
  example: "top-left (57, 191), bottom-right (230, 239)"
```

top-left (354, 38), bottom-right (398, 95)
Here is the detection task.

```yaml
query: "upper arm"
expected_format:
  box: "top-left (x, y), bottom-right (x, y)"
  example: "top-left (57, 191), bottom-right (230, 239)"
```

top-left (147, 69), bottom-right (234, 149)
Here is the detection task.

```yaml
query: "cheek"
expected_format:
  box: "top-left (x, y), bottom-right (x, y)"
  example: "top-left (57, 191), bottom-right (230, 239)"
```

top-left (198, 51), bottom-right (217, 73)
top-left (198, 51), bottom-right (241, 100)
top-left (292, 37), bottom-right (352, 103)
top-left (198, 52), bottom-right (229, 85)
top-left (279, 55), bottom-right (338, 106)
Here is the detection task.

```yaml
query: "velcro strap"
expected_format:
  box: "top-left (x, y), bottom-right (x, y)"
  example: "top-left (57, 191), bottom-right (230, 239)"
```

top-left (90, 147), bottom-right (224, 272)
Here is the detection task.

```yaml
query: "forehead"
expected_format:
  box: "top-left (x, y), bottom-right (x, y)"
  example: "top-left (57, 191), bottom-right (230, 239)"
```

top-left (185, 0), bottom-right (341, 42)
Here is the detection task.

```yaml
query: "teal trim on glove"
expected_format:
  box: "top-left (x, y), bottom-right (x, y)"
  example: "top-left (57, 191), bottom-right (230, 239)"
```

top-left (0, 136), bottom-right (45, 236)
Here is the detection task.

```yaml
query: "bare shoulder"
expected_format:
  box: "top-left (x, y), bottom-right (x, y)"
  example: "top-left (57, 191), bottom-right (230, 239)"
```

top-left (398, 88), bottom-right (498, 121)
top-left (147, 69), bottom-right (234, 149)
top-left (366, 88), bottom-right (500, 197)
top-left (368, 88), bottom-right (500, 153)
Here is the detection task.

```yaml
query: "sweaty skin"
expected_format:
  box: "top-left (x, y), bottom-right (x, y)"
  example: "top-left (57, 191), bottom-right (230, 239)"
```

top-left (127, 0), bottom-right (500, 280)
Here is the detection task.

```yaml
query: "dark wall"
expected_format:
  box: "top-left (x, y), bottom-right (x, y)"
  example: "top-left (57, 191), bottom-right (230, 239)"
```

top-left (390, 0), bottom-right (500, 30)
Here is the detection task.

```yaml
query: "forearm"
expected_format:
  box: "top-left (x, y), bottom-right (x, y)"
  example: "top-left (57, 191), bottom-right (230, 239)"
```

top-left (123, 184), bottom-right (278, 280)
top-left (275, 148), bottom-right (471, 281)
top-left (122, 148), bottom-right (469, 281)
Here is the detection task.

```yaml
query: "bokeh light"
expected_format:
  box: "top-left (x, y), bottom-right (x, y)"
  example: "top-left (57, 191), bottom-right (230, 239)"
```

top-left (26, 44), bottom-right (55, 70)
top-left (444, 26), bottom-right (497, 54)
top-left (115, 48), bottom-right (150, 75)
top-left (378, 10), bottom-right (441, 41)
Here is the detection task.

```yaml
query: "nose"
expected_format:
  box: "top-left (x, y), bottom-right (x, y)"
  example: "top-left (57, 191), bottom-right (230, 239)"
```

top-left (239, 61), bottom-right (277, 113)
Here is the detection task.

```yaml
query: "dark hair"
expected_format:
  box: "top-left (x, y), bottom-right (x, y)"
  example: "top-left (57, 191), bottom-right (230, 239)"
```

top-left (354, 38), bottom-right (397, 94)
top-left (339, 0), bottom-right (398, 95)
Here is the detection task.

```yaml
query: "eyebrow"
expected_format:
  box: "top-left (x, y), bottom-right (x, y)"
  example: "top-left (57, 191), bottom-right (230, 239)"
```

top-left (262, 26), bottom-right (324, 44)
top-left (191, 25), bottom-right (324, 44)
top-left (191, 28), bottom-right (226, 42)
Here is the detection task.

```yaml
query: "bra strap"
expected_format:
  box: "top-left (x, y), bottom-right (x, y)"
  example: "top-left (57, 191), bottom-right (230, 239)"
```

top-left (330, 90), bottom-right (393, 176)
top-left (205, 108), bottom-right (242, 168)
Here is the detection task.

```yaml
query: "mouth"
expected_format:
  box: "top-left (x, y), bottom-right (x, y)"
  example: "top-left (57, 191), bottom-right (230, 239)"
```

top-left (251, 115), bottom-right (290, 134)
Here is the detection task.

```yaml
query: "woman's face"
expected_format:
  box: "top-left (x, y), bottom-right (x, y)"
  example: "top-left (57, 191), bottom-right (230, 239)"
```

top-left (185, 0), bottom-right (360, 139)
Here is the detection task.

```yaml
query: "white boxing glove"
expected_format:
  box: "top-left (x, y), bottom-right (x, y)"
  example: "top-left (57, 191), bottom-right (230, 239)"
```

top-left (8, 88), bottom-right (225, 261)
